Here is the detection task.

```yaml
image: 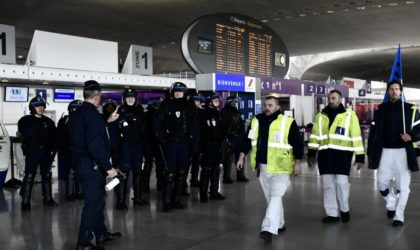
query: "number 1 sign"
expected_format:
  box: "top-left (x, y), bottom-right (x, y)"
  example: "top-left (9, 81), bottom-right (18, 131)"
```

top-left (0, 24), bottom-right (16, 64)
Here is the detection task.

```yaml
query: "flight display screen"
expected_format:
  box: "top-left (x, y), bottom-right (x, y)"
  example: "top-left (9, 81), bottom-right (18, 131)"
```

top-left (182, 13), bottom-right (289, 78)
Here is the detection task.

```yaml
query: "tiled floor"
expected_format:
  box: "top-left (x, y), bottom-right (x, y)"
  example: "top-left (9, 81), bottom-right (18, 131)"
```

top-left (1, 163), bottom-right (420, 250)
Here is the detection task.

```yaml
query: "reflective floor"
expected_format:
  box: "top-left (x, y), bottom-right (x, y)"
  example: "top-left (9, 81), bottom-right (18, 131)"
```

top-left (1, 162), bottom-right (420, 250)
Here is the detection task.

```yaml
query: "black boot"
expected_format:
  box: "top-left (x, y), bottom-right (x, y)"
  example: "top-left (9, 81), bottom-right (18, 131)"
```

top-left (42, 172), bottom-right (58, 207)
top-left (190, 152), bottom-right (200, 188)
top-left (66, 168), bottom-right (76, 201)
top-left (223, 163), bottom-right (233, 184)
top-left (75, 177), bottom-right (84, 200)
top-left (20, 173), bottom-right (35, 211)
top-left (172, 170), bottom-right (186, 209)
top-left (133, 169), bottom-right (149, 206)
top-left (142, 154), bottom-right (153, 194)
top-left (236, 168), bottom-right (249, 182)
top-left (210, 166), bottom-right (225, 200)
top-left (199, 167), bottom-right (211, 203)
top-left (115, 172), bottom-right (128, 210)
top-left (162, 171), bottom-right (175, 212)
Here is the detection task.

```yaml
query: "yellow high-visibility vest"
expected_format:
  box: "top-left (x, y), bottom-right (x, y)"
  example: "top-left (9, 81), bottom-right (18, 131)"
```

top-left (249, 114), bottom-right (295, 174)
top-left (308, 108), bottom-right (364, 155)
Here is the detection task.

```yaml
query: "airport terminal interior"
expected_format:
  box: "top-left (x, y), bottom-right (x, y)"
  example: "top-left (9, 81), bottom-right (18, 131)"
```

top-left (2, 0), bottom-right (420, 249)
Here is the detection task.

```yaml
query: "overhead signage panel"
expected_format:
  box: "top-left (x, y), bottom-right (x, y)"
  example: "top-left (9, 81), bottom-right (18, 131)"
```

top-left (121, 45), bottom-right (153, 76)
top-left (214, 73), bottom-right (245, 92)
top-left (182, 13), bottom-right (289, 78)
top-left (0, 24), bottom-right (16, 64)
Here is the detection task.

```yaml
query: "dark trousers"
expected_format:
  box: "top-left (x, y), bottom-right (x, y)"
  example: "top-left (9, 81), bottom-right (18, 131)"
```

top-left (20, 148), bottom-right (52, 199)
top-left (77, 170), bottom-right (107, 246)
top-left (163, 142), bottom-right (190, 172)
top-left (120, 144), bottom-right (143, 173)
top-left (221, 137), bottom-right (246, 180)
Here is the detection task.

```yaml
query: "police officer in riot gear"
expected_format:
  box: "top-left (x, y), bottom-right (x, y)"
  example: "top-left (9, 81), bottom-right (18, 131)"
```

top-left (70, 80), bottom-right (121, 249)
top-left (57, 99), bottom-right (83, 201)
top-left (221, 96), bottom-right (249, 183)
top-left (115, 88), bottom-right (148, 210)
top-left (18, 96), bottom-right (58, 211)
top-left (199, 93), bottom-right (225, 202)
top-left (154, 82), bottom-right (199, 212)
top-left (143, 97), bottom-right (164, 192)
top-left (188, 94), bottom-right (204, 188)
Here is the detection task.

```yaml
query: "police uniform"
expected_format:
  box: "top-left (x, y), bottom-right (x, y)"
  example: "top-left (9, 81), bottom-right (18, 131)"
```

top-left (221, 97), bottom-right (248, 183)
top-left (154, 82), bottom-right (199, 212)
top-left (70, 81), bottom-right (121, 249)
top-left (199, 94), bottom-right (225, 202)
top-left (57, 100), bottom-right (83, 201)
top-left (18, 96), bottom-right (58, 211)
top-left (308, 103), bottom-right (365, 223)
top-left (143, 97), bottom-right (164, 192)
top-left (188, 95), bottom-right (205, 188)
top-left (115, 88), bottom-right (148, 210)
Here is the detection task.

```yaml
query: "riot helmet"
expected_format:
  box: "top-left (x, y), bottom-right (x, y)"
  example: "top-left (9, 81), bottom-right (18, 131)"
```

top-left (29, 96), bottom-right (47, 115)
top-left (207, 93), bottom-right (221, 108)
top-left (225, 96), bottom-right (241, 108)
top-left (147, 96), bottom-right (163, 109)
top-left (102, 99), bottom-right (117, 116)
top-left (170, 82), bottom-right (187, 99)
top-left (68, 100), bottom-right (83, 114)
top-left (123, 88), bottom-right (137, 106)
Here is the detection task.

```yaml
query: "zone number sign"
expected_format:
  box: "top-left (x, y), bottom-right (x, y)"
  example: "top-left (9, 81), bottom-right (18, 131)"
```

top-left (0, 24), bottom-right (16, 64)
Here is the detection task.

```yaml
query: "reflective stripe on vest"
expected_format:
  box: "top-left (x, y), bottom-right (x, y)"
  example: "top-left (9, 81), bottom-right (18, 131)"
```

top-left (308, 108), bottom-right (364, 154)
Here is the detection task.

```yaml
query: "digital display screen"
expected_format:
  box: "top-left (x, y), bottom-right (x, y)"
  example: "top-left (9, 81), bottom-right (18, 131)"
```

top-left (54, 89), bottom-right (75, 102)
top-left (4, 86), bottom-right (29, 102)
top-left (182, 13), bottom-right (289, 78)
top-left (198, 38), bottom-right (213, 54)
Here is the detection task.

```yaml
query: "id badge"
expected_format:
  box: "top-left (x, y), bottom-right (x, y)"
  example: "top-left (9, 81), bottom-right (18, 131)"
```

top-left (274, 132), bottom-right (282, 142)
top-left (335, 126), bottom-right (345, 135)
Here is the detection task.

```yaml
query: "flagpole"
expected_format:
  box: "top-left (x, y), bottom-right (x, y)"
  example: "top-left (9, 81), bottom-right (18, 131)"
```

top-left (401, 78), bottom-right (406, 134)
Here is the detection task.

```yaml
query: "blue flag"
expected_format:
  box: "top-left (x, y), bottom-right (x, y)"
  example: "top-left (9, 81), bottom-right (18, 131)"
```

top-left (384, 45), bottom-right (403, 103)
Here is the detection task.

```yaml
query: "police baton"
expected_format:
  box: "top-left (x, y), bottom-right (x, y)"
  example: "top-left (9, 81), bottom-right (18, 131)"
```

top-left (158, 143), bottom-right (169, 172)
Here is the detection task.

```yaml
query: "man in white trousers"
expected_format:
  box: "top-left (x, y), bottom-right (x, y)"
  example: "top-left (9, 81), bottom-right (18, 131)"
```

top-left (368, 80), bottom-right (420, 227)
top-left (236, 95), bottom-right (303, 243)
top-left (308, 90), bottom-right (364, 223)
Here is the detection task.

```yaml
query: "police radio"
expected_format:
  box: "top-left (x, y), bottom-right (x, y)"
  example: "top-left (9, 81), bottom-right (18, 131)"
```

top-left (105, 169), bottom-right (127, 191)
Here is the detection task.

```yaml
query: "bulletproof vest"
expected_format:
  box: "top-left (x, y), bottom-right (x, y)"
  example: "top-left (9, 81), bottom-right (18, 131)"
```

top-left (22, 116), bottom-right (53, 149)
top-left (202, 106), bottom-right (221, 145)
top-left (164, 99), bottom-right (190, 141)
top-left (118, 105), bottom-right (143, 145)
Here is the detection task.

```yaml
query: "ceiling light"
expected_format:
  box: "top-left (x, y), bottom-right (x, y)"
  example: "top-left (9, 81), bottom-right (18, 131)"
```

top-left (389, 3), bottom-right (398, 6)
top-left (312, 12), bottom-right (320, 15)
top-left (170, 41), bottom-right (176, 45)
top-left (1, 79), bottom-right (9, 83)
top-left (406, 1), bottom-right (415, 4)
top-left (299, 13), bottom-right (307, 17)
top-left (272, 17), bottom-right (281, 21)
top-left (42, 81), bottom-right (49, 85)
top-left (372, 4), bottom-right (382, 8)
top-left (327, 10), bottom-right (335, 13)
top-left (17, 55), bottom-right (23, 59)
top-left (285, 16), bottom-right (292, 19)
top-left (356, 6), bottom-right (366, 10)
top-left (261, 19), bottom-right (269, 22)
top-left (344, 8), bottom-right (350, 11)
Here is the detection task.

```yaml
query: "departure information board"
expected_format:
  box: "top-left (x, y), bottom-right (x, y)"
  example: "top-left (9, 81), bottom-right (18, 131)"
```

top-left (182, 13), bottom-right (289, 78)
